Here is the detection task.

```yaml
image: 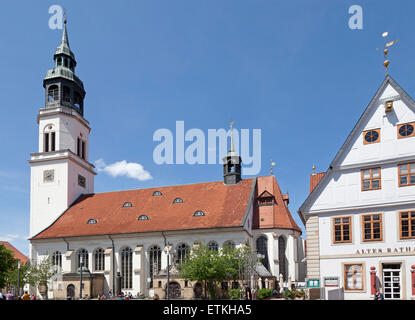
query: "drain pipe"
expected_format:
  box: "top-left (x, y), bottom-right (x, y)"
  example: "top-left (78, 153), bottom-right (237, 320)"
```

top-left (108, 235), bottom-right (116, 295)
top-left (162, 232), bottom-right (170, 300)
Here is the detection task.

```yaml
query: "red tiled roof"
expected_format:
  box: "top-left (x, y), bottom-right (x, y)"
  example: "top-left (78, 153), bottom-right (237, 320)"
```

top-left (254, 176), bottom-right (302, 233)
top-left (31, 179), bottom-right (256, 240)
top-left (309, 172), bottom-right (325, 194)
top-left (0, 241), bottom-right (29, 265)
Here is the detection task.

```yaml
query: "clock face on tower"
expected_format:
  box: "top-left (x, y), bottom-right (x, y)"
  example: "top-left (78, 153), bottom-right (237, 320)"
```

top-left (43, 169), bottom-right (54, 183)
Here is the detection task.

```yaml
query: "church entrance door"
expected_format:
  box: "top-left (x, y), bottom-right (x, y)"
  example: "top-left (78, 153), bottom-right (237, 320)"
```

top-left (167, 282), bottom-right (181, 299)
top-left (67, 284), bottom-right (75, 299)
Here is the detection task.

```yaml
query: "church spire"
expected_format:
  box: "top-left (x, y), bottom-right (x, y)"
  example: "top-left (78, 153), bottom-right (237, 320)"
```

top-left (222, 120), bottom-right (242, 185)
top-left (61, 19), bottom-right (70, 49)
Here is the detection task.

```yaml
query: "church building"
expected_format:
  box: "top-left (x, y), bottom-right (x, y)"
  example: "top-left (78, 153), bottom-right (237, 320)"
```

top-left (28, 22), bottom-right (305, 299)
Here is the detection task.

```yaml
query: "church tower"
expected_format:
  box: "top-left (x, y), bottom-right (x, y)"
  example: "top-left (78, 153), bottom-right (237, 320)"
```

top-left (29, 20), bottom-right (96, 237)
top-left (222, 121), bottom-right (242, 185)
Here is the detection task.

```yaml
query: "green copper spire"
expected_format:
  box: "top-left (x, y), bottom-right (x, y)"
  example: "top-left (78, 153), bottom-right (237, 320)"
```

top-left (54, 19), bottom-right (75, 61)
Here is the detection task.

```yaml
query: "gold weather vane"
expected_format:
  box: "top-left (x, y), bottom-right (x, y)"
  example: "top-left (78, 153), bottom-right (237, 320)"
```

top-left (377, 32), bottom-right (398, 75)
top-left (312, 164), bottom-right (316, 174)
top-left (270, 160), bottom-right (276, 175)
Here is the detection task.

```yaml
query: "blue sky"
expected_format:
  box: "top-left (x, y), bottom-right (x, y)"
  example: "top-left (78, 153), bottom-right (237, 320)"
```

top-left (1, 0), bottom-right (415, 255)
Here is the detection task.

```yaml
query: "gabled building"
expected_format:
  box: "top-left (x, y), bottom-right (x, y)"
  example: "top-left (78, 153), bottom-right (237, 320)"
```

top-left (28, 21), bottom-right (305, 299)
top-left (299, 75), bottom-right (415, 300)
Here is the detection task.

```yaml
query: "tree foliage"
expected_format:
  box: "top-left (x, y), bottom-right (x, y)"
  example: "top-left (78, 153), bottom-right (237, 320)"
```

top-left (0, 244), bottom-right (16, 288)
top-left (178, 243), bottom-right (253, 299)
top-left (29, 257), bottom-right (57, 286)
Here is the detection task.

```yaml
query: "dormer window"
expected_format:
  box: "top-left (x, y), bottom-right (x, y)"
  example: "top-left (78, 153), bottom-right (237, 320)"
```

top-left (87, 219), bottom-right (97, 224)
top-left (123, 202), bottom-right (133, 207)
top-left (257, 190), bottom-right (275, 206)
top-left (152, 191), bottom-right (162, 196)
top-left (173, 198), bottom-right (183, 203)
top-left (138, 215), bottom-right (149, 220)
top-left (193, 210), bottom-right (205, 217)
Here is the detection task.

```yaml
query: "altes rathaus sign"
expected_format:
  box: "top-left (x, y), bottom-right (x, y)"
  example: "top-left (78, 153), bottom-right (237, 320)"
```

top-left (355, 246), bottom-right (415, 255)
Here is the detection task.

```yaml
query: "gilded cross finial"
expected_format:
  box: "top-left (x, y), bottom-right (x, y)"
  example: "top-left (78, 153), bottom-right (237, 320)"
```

top-left (270, 160), bottom-right (276, 175)
top-left (377, 32), bottom-right (398, 76)
top-left (312, 164), bottom-right (316, 174)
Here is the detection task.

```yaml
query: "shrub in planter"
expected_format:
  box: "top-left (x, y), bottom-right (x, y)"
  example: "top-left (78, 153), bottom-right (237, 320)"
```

top-left (257, 288), bottom-right (272, 300)
top-left (229, 289), bottom-right (243, 300)
top-left (283, 289), bottom-right (295, 300)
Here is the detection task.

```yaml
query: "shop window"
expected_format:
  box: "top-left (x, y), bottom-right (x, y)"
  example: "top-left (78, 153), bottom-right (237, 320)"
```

top-left (344, 264), bottom-right (364, 291)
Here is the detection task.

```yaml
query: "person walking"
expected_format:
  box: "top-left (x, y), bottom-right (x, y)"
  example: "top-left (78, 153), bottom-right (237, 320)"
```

top-left (30, 294), bottom-right (37, 300)
top-left (374, 290), bottom-right (384, 300)
top-left (22, 291), bottom-right (30, 300)
top-left (5, 291), bottom-right (14, 300)
top-left (243, 283), bottom-right (252, 300)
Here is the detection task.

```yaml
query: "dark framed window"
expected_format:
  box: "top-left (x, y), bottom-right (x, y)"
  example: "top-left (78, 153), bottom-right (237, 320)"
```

top-left (77, 249), bottom-right (88, 270)
top-left (173, 198), bottom-right (183, 203)
top-left (363, 129), bottom-right (380, 144)
top-left (176, 243), bottom-right (189, 265)
top-left (123, 202), bottom-right (133, 207)
top-left (362, 214), bottom-right (383, 242)
top-left (256, 236), bottom-right (270, 271)
top-left (333, 216), bottom-right (352, 243)
top-left (94, 248), bottom-right (105, 271)
top-left (52, 251), bottom-right (62, 269)
top-left (149, 246), bottom-right (161, 288)
top-left (223, 241), bottom-right (235, 250)
top-left (138, 215), bottom-right (149, 220)
top-left (397, 122), bottom-right (415, 139)
top-left (78, 175), bottom-right (86, 188)
top-left (121, 247), bottom-right (132, 289)
top-left (398, 163), bottom-right (415, 187)
top-left (87, 219), bottom-right (97, 224)
top-left (152, 191), bottom-right (162, 196)
top-left (47, 85), bottom-right (59, 102)
top-left (399, 211), bottom-right (415, 239)
top-left (278, 236), bottom-right (288, 281)
top-left (208, 241), bottom-right (219, 251)
top-left (361, 168), bottom-right (381, 191)
top-left (63, 86), bottom-right (71, 102)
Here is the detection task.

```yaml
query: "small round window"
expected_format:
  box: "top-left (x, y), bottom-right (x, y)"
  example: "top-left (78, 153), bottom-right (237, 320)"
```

top-left (399, 124), bottom-right (414, 137)
top-left (364, 130), bottom-right (379, 143)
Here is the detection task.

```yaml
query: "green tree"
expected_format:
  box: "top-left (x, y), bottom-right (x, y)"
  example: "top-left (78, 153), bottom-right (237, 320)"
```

top-left (5, 263), bottom-right (35, 289)
top-left (0, 244), bottom-right (16, 288)
top-left (178, 243), bottom-right (253, 299)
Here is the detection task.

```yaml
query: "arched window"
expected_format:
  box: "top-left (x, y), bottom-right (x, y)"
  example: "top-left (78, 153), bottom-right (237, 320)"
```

top-left (43, 125), bottom-right (56, 153)
top-left (77, 249), bottom-right (88, 270)
top-left (152, 191), bottom-right (162, 196)
top-left (62, 86), bottom-right (71, 102)
top-left (138, 215), bottom-right (149, 221)
top-left (176, 243), bottom-right (189, 264)
top-left (256, 236), bottom-right (270, 271)
top-left (57, 57), bottom-right (62, 66)
top-left (223, 241), bottom-right (235, 250)
top-left (173, 198), bottom-right (183, 203)
top-left (121, 247), bottom-right (133, 289)
top-left (208, 241), bottom-right (219, 251)
top-left (87, 219), bottom-right (97, 224)
top-left (278, 236), bottom-right (288, 281)
top-left (94, 248), bottom-right (105, 271)
top-left (193, 210), bottom-right (205, 217)
top-left (149, 245), bottom-right (161, 288)
top-left (74, 92), bottom-right (82, 109)
top-left (48, 85), bottom-right (59, 102)
top-left (52, 251), bottom-right (62, 269)
top-left (123, 202), bottom-right (133, 207)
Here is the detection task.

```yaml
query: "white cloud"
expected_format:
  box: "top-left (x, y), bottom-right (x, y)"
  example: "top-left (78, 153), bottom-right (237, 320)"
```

top-left (95, 159), bottom-right (152, 181)
top-left (0, 234), bottom-right (28, 242)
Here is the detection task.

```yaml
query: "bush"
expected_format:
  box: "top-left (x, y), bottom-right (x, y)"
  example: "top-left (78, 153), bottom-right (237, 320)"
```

top-left (257, 288), bottom-right (272, 300)
top-left (229, 289), bottom-right (243, 300)
top-left (283, 289), bottom-right (295, 299)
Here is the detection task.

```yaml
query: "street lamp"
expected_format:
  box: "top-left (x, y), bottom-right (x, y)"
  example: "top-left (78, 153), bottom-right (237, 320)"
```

top-left (17, 260), bottom-right (21, 297)
top-left (79, 255), bottom-right (84, 300)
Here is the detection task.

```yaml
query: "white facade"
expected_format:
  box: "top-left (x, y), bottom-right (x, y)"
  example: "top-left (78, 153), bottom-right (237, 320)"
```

top-left (30, 227), bottom-right (304, 299)
top-left (299, 76), bottom-right (415, 300)
top-left (29, 106), bottom-right (95, 238)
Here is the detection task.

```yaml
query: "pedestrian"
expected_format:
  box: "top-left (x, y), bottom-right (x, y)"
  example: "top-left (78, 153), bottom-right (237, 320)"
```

top-left (128, 292), bottom-right (132, 299)
top-left (153, 294), bottom-right (159, 300)
top-left (30, 294), bottom-right (36, 300)
top-left (22, 291), bottom-right (30, 300)
top-left (108, 290), bottom-right (113, 299)
top-left (5, 291), bottom-right (14, 300)
top-left (374, 290), bottom-right (384, 300)
top-left (243, 282), bottom-right (252, 300)
top-left (0, 292), bottom-right (3, 300)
